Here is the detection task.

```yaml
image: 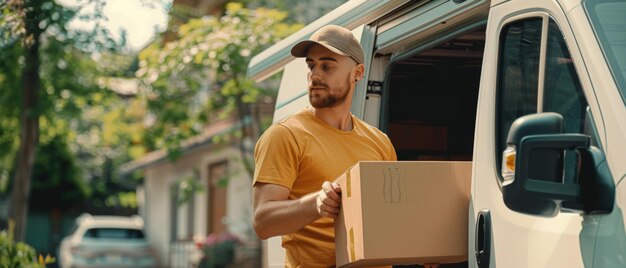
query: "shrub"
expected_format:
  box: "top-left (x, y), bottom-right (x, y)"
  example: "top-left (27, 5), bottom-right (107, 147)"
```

top-left (196, 232), bottom-right (240, 268)
top-left (0, 221), bottom-right (54, 268)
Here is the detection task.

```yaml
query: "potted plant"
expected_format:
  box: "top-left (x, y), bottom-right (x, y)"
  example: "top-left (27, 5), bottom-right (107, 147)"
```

top-left (196, 232), bottom-right (240, 268)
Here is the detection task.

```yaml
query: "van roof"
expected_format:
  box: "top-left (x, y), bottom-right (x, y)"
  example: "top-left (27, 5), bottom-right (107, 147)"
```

top-left (247, 0), bottom-right (412, 82)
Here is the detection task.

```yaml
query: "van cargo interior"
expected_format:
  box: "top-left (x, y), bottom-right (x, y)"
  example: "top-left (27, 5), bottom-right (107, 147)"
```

top-left (384, 28), bottom-right (485, 161)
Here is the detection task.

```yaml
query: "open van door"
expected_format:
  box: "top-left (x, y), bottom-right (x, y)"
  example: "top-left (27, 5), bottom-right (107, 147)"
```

top-left (470, 0), bottom-right (625, 267)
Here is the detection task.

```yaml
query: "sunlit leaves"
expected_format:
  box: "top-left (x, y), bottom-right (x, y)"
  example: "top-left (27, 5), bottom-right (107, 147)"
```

top-left (0, 220), bottom-right (55, 267)
top-left (0, 1), bottom-right (26, 48)
top-left (135, 3), bottom-right (301, 157)
top-left (174, 174), bottom-right (204, 207)
top-left (105, 191), bottom-right (137, 208)
top-left (0, 0), bottom-right (139, 212)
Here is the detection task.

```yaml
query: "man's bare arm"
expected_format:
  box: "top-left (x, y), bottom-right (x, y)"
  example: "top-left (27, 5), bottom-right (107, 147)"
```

top-left (253, 181), bottom-right (341, 240)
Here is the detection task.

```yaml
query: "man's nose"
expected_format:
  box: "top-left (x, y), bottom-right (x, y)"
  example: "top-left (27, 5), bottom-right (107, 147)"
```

top-left (309, 66), bottom-right (322, 81)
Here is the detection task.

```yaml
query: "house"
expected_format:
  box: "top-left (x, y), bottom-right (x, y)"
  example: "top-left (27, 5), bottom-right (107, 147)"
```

top-left (120, 116), bottom-right (262, 267)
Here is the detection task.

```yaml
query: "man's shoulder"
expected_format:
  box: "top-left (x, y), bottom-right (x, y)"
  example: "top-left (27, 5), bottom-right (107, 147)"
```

top-left (262, 110), bottom-right (311, 138)
top-left (274, 110), bottom-right (312, 131)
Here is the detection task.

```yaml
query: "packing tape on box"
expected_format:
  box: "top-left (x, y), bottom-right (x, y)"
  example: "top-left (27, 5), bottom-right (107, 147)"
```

top-left (349, 227), bottom-right (356, 262)
top-left (346, 170), bottom-right (351, 198)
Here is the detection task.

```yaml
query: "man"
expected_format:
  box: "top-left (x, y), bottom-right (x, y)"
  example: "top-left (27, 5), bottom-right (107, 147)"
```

top-left (252, 25), bottom-right (396, 267)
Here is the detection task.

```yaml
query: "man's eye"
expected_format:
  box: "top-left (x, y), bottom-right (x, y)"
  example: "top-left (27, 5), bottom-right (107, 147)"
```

top-left (307, 65), bottom-right (314, 70)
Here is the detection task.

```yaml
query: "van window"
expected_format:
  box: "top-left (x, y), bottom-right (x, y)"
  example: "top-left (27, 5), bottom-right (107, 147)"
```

top-left (496, 17), bottom-right (589, 184)
top-left (543, 20), bottom-right (587, 133)
top-left (496, 18), bottom-right (542, 163)
top-left (543, 19), bottom-right (588, 183)
top-left (383, 28), bottom-right (484, 161)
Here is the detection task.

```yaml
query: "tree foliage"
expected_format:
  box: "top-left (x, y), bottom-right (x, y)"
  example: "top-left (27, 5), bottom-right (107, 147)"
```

top-left (0, 0), bottom-right (129, 240)
top-left (135, 3), bottom-right (302, 170)
top-left (0, 2), bottom-right (133, 173)
top-left (29, 136), bottom-right (90, 211)
top-left (242, 0), bottom-right (346, 24)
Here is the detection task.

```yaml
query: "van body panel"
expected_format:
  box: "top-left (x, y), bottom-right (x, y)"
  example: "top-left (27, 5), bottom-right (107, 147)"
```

top-left (577, 4), bottom-right (626, 263)
top-left (588, 182), bottom-right (626, 267)
top-left (273, 94), bottom-right (309, 124)
top-left (469, 0), bottom-right (615, 266)
top-left (561, 0), bottom-right (583, 13)
top-left (376, 0), bottom-right (489, 55)
top-left (262, 237), bottom-right (284, 268)
top-left (274, 58), bottom-right (308, 111)
top-left (568, 5), bottom-right (626, 183)
top-left (352, 24), bottom-right (377, 120)
top-left (561, 5), bottom-right (608, 154)
top-left (490, 0), bottom-right (510, 7)
top-left (273, 58), bottom-right (309, 123)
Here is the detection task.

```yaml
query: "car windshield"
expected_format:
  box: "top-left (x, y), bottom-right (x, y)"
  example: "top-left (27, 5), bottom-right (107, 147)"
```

top-left (84, 228), bottom-right (145, 239)
top-left (584, 0), bottom-right (626, 105)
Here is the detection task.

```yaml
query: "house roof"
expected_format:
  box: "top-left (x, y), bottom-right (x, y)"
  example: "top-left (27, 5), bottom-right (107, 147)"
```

top-left (119, 117), bottom-right (245, 175)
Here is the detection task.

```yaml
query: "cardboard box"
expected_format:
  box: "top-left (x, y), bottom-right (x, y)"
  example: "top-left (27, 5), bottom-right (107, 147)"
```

top-left (334, 161), bottom-right (472, 267)
top-left (387, 123), bottom-right (448, 152)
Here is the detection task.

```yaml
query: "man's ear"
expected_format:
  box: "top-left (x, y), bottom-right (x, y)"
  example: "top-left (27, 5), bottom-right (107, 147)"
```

top-left (354, 63), bottom-right (365, 82)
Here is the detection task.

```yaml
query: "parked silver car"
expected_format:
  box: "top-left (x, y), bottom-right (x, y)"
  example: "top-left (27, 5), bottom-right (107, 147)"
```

top-left (58, 213), bottom-right (159, 268)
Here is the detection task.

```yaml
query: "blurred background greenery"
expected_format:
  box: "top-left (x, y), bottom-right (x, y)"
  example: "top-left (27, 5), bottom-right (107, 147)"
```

top-left (0, 0), bottom-right (345, 265)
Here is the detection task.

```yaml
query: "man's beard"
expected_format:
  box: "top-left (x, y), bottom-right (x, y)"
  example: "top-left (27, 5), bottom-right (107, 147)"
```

top-left (309, 76), bottom-right (351, 108)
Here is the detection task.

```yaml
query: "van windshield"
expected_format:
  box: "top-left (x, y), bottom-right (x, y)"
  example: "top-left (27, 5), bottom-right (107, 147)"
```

top-left (585, 0), bottom-right (626, 105)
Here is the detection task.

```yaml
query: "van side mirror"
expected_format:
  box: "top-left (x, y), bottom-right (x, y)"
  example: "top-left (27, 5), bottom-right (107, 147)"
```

top-left (501, 113), bottom-right (614, 217)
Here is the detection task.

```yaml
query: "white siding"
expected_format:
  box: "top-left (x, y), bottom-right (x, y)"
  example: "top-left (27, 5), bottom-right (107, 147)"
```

top-left (141, 145), bottom-right (254, 262)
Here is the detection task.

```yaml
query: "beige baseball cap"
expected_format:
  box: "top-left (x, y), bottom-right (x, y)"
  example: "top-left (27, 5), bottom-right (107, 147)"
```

top-left (291, 25), bottom-right (364, 65)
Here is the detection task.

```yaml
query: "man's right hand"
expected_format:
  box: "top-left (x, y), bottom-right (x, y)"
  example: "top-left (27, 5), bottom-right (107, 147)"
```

top-left (253, 181), bottom-right (342, 239)
top-left (316, 181), bottom-right (342, 218)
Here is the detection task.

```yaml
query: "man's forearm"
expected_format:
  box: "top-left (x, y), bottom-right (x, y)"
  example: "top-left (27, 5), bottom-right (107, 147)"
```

top-left (253, 192), bottom-right (321, 240)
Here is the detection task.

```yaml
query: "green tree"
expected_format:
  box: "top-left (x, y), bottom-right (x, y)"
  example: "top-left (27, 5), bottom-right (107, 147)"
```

top-left (29, 135), bottom-right (90, 212)
top-left (0, 0), bottom-right (120, 241)
top-left (73, 93), bottom-right (150, 208)
top-left (136, 2), bottom-right (302, 174)
top-left (243, 0), bottom-right (346, 24)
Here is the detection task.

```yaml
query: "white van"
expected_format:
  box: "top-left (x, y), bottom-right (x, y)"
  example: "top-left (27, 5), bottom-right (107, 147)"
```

top-left (248, 0), bottom-right (626, 267)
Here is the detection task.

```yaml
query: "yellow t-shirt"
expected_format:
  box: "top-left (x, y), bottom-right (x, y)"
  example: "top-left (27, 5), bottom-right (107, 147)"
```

top-left (254, 108), bottom-right (397, 268)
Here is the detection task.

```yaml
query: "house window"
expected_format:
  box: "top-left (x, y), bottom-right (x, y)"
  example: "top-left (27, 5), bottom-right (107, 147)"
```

top-left (169, 171), bottom-right (200, 242)
top-left (186, 170), bottom-right (199, 239)
top-left (207, 161), bottom-right (228, 235)
top-left (170, 184), bottom-right (178, 242)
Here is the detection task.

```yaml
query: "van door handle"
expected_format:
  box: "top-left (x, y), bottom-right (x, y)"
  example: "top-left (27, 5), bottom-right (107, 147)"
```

top-left (475, 210), bottom-right (491, 268)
